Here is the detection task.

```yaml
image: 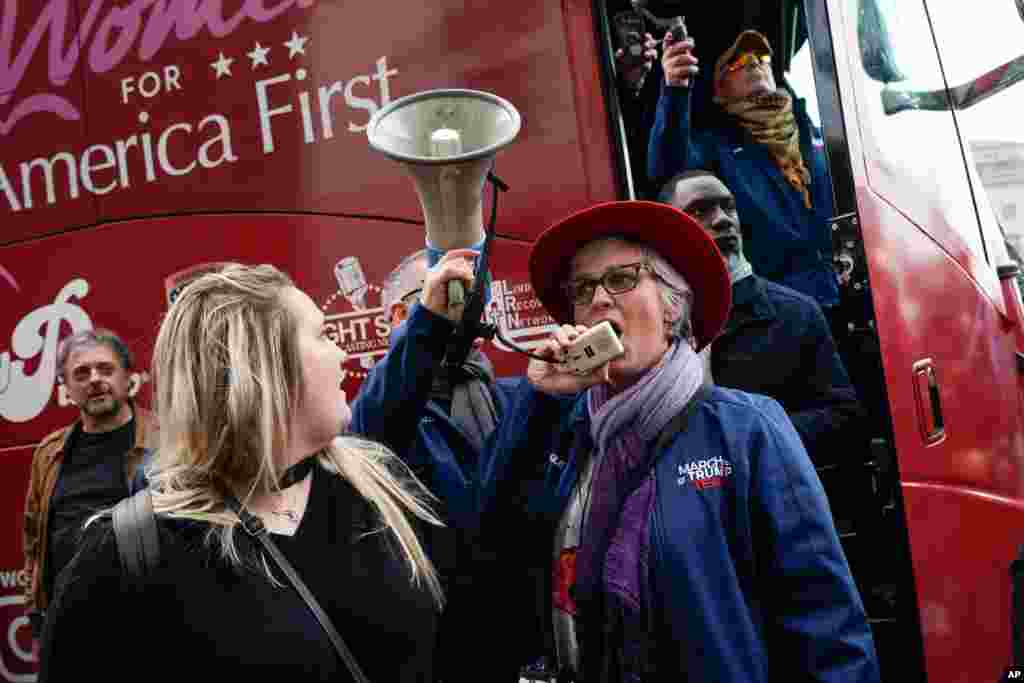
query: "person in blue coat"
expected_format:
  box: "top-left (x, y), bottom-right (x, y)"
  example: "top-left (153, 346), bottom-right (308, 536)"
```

top-left (477, 201), bottom-right (879, 682)
top-left (649, 29), bottom-right (839, 309)
top-left (353, 248), bottom-right (523, 683)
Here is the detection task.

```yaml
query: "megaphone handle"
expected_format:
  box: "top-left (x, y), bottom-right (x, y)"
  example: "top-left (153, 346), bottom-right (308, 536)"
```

top-left (448, 280), bottom-right (466, 317)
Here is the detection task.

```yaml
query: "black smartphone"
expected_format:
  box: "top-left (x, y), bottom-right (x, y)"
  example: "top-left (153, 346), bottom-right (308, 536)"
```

top-left (669, 16), bottom-right (687, 42)
top-left (613, 11), bottom-right (648, 67)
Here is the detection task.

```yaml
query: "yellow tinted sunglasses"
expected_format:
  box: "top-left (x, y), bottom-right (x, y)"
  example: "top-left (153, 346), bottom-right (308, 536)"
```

top-left (723, 51), bottom-right (771, 74)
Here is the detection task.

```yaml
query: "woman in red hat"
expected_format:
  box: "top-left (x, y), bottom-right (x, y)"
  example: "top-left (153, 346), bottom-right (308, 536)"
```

top-left (477, 200), bottom-right (878, 682)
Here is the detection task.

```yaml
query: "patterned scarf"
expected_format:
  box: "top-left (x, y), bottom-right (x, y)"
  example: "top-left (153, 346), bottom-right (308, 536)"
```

top-left (715, 89), bottom-right (813, 209)
top-left (576, 341), bottom-right (704, 679)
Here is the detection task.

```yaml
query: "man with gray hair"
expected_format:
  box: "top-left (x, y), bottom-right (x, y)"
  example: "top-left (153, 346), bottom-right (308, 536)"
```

top-left (379, 248), bottom-right (504, 461)
top-left (359, 248), bottom-right (521, 683)
top-left (21, 328), bottom-right (158, 647)
top-left (381, 249), bottom-right (431, 327)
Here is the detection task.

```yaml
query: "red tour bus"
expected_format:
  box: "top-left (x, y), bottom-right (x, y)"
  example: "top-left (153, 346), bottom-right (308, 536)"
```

top-left (1, 0), bottom-right (1023, 680)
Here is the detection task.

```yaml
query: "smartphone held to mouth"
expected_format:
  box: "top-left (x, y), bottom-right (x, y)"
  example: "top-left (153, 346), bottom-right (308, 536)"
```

top-left (563, 321), bottom-right (625, 376)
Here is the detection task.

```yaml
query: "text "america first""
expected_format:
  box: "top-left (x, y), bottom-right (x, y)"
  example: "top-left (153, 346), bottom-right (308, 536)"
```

top-left (0, 57), bottom-right (398, 213)
top-left (256, 56), bottom-right (397, 154)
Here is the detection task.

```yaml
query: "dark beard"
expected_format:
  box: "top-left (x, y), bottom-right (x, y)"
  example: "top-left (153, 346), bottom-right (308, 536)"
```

top-left (81, 396), bottom-right (122, 419)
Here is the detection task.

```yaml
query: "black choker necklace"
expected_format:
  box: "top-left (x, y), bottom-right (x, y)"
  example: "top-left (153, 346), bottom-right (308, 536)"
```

top-left (279, 455), bottom-right (317, 489)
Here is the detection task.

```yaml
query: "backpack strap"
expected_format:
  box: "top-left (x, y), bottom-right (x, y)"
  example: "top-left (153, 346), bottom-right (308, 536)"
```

top-left (112, 489), bottom-right (161, 579)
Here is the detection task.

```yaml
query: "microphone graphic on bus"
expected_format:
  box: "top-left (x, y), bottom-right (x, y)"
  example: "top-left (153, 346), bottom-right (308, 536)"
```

top-left (333, 256), bottom-right (376, 369)
top-left (334, 256), bottom-right (369, 311)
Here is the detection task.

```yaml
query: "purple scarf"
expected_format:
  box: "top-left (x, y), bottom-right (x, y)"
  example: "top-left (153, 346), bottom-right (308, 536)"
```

top-left (576, 341), bottom-right (704, 677)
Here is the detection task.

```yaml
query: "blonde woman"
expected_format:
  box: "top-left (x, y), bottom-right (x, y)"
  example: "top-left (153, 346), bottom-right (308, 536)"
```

top-left (39, 255), bottom-right (476, 681)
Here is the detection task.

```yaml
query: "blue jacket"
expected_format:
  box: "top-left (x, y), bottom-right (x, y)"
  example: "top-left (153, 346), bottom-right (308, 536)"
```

top-left (351, 311), bottom-right (519, 536)
top-left (648, 84), bottom-right (839, 308)
top-left (478, 382), bottom-right (880, 682)
top-left (714, 274), bottom-right (861, 462)
top-left (352, 308), bottom-right (525, 683)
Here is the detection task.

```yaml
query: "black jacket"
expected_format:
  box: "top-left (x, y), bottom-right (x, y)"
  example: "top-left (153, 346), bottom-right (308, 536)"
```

top-left (712, 274), bottom-right (861, 463)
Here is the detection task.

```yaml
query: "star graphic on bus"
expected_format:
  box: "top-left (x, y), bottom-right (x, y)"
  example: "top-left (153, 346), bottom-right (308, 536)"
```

top-left (210, 52), bottom-right (234, 79)
top-left (247, 42), bottom-right (271, 69)
top-left (284, 31), bottom-right (309, 59)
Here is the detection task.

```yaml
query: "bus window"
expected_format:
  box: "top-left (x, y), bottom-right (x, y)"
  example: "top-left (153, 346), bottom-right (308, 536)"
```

top-left (854, 0), bottom-right (989, 273)
top-left (925, 0), bottom-right (1024, 272)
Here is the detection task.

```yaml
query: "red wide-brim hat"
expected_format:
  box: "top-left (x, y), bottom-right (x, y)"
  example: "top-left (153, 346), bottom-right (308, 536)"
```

top-left (528, 201), bottom-right (731, 351)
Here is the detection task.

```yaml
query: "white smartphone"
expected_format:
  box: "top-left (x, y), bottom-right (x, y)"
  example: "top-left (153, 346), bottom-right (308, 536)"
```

top-left (563, 321), bottom-right (625, 375)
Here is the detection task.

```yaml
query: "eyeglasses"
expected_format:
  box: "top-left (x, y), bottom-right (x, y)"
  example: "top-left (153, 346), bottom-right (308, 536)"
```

top-left (564, 262), bottom-right (652, 307)
top-left (723, 51), bottom-right (771, 75)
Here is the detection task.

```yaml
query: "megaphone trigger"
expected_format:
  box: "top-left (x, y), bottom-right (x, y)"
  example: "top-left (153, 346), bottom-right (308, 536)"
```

top-left (448, 279), bottom-right (466, 318)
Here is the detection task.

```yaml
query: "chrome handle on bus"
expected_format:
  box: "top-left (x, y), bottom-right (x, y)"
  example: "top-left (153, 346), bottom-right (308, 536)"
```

top-left (912, 359), bottom-right (945, 445)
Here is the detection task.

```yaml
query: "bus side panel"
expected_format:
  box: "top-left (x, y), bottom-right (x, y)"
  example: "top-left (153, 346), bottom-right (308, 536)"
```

top-left (561, 0), bottom-right (620, 205)
top-left (0, 214), bottom-right (543, 449)
top-left (1, 0), bottom-right (99, 246)
top-left (858, 189), bottom-right (1024, 683)
top-left (859, 192), bottom-right (1023, 491)
top-left (0, 1), bottom-right (616, 244)
top-left (828, 0), bottom-right (1024, 677)
top-left (901, 482), bottom-right (1024, 683)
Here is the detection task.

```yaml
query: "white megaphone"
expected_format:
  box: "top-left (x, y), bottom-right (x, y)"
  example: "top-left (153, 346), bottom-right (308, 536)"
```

top-left (367, 89), bottom-right (521, 316)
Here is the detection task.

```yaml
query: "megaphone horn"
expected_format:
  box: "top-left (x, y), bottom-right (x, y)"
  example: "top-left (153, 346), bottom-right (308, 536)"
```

top-left (367, 89), bottom-right (522, 315)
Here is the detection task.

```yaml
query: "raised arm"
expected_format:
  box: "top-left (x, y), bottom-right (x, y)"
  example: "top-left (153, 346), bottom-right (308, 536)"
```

top-left (349, 303), bottom-right (452, 454)
top-left (648, 32), bottom-right (701, 186)
top-left (349, 249), bottom-right (475, 455)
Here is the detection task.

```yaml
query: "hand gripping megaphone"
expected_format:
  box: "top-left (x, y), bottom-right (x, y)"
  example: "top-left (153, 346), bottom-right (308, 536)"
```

top-left (366, 89), bottom-right (521, 319)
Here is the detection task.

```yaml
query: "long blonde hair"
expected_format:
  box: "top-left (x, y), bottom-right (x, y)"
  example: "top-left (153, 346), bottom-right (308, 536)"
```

top-left (147, 263), bottom-right (443, 604)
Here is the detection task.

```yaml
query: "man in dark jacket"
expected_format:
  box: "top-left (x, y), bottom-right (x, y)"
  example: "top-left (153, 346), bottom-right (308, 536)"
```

top-left (353, 249), bottom-right (521, 683)
top-left (660, 169), bottom-right (862, 464)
